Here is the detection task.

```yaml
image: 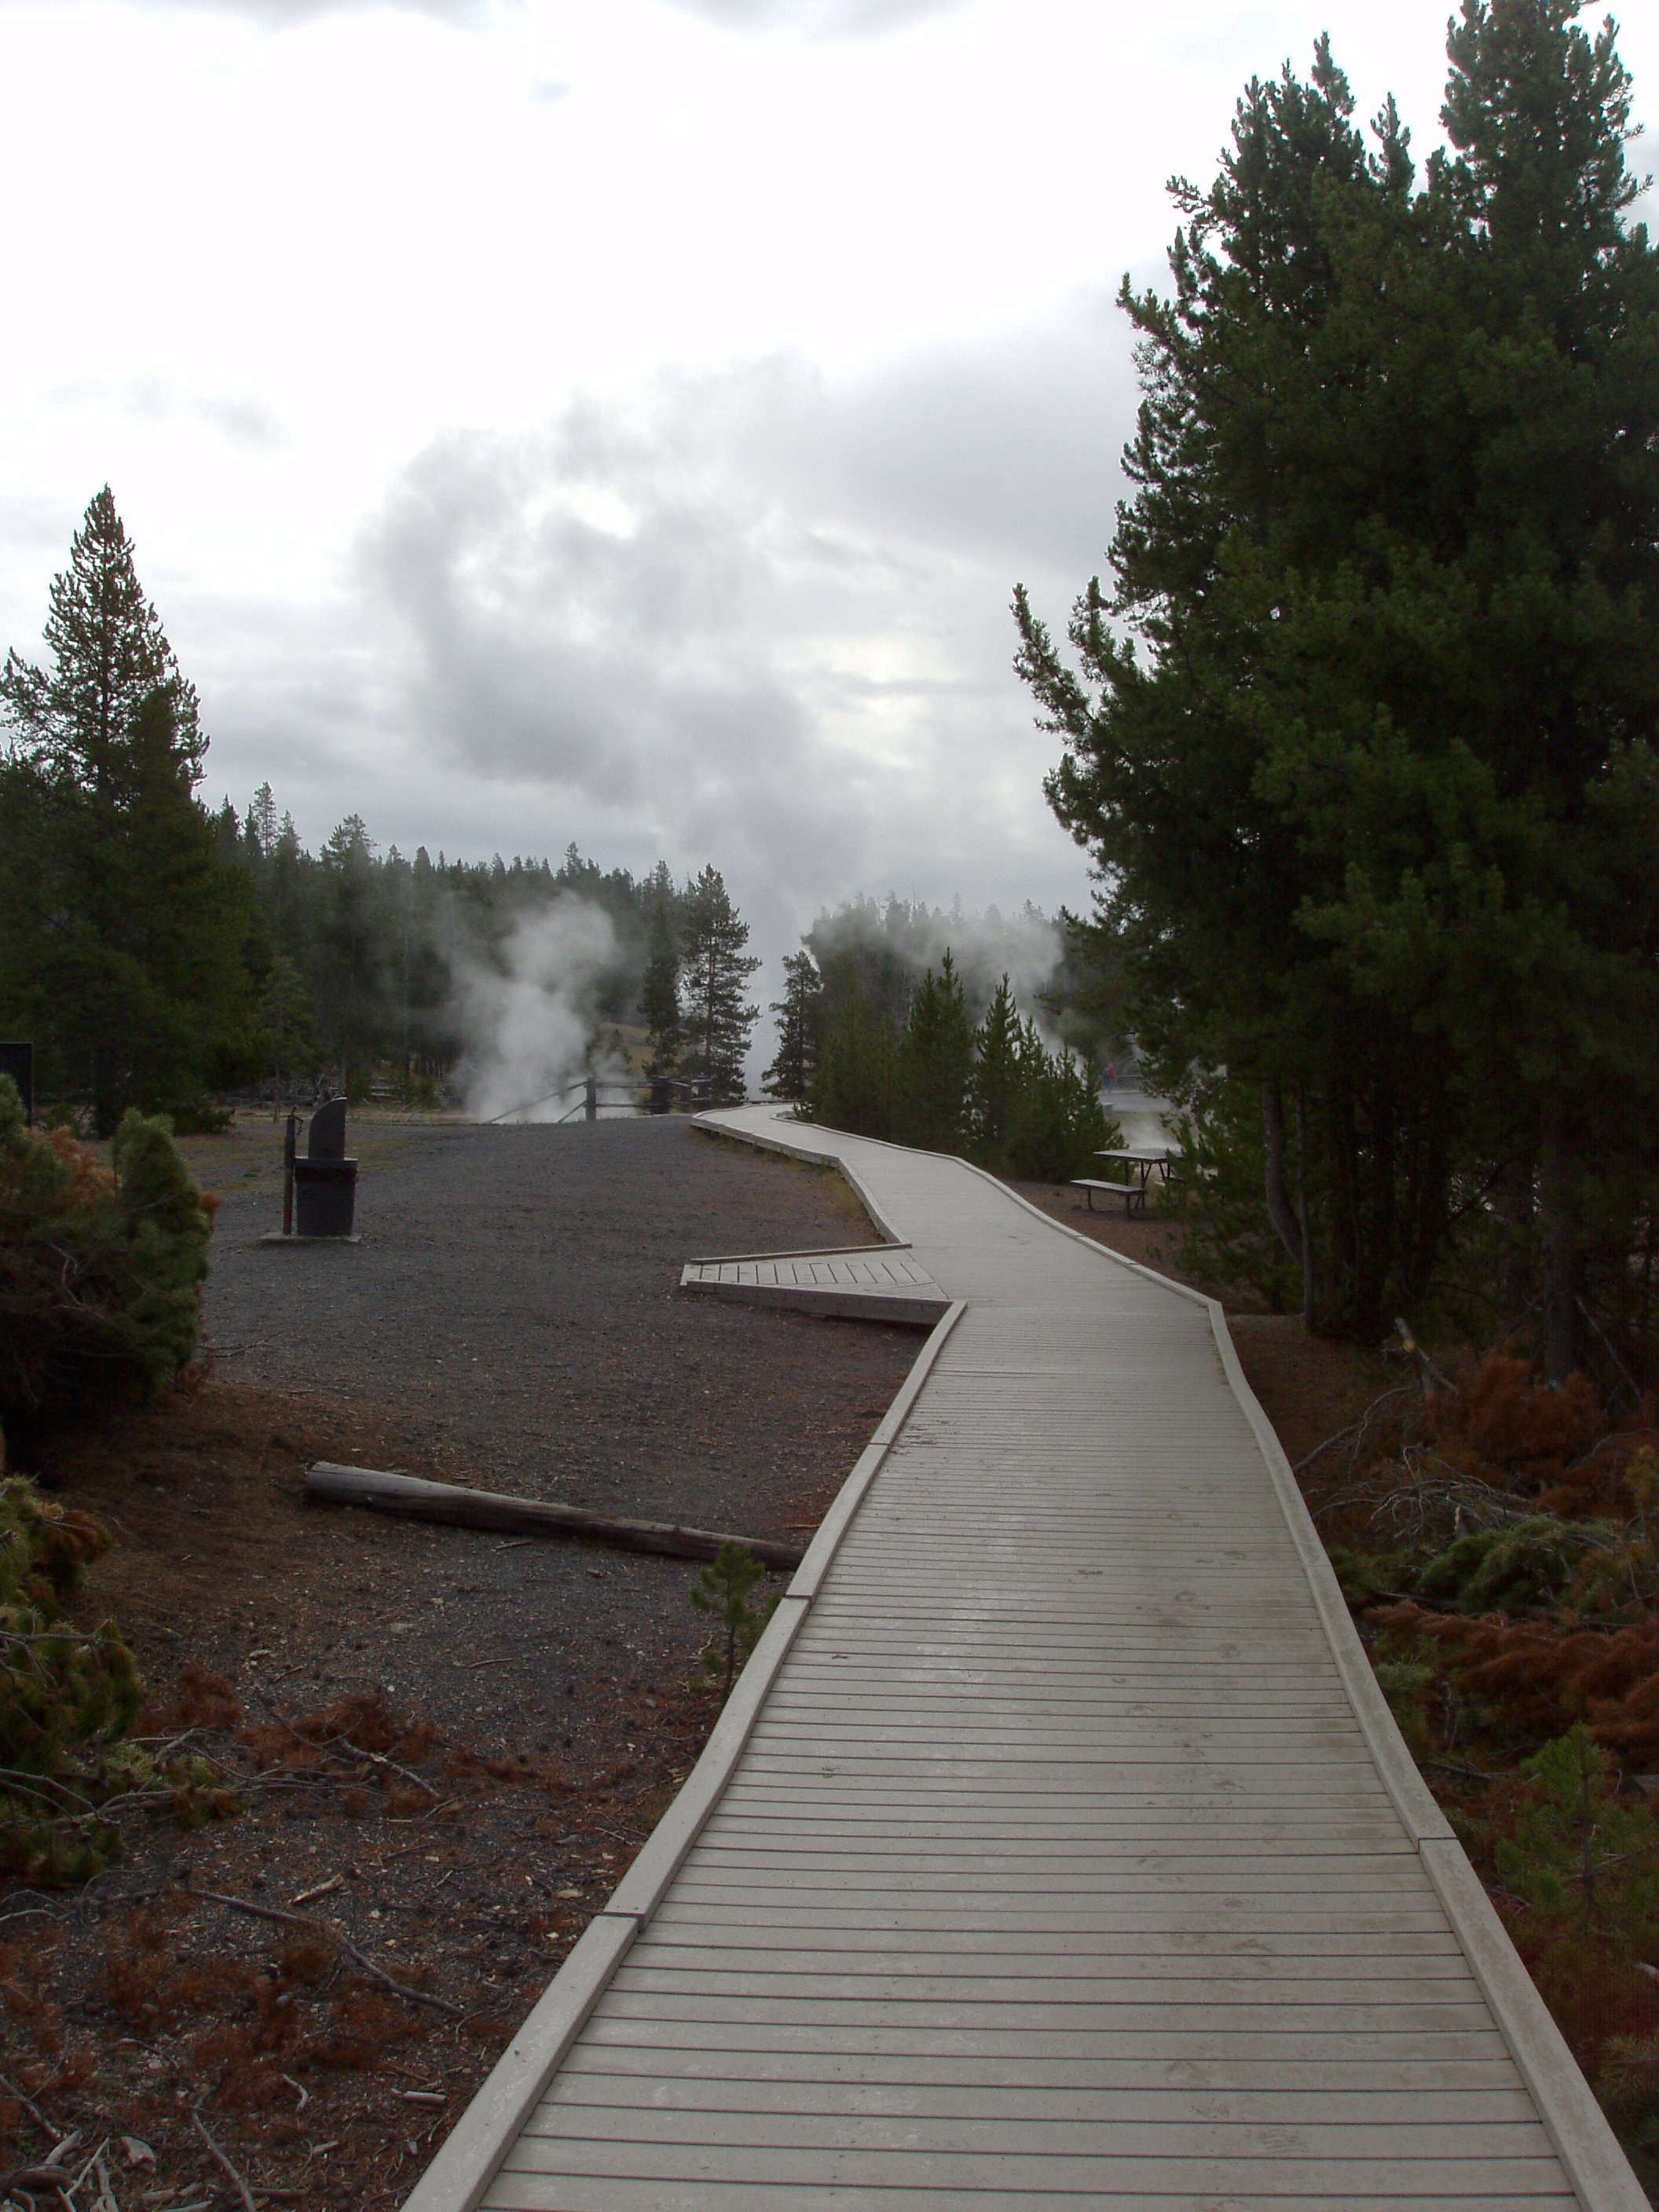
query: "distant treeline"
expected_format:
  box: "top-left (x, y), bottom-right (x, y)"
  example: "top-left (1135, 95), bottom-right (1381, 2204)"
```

top-left (762, 899), bottom-right (1120, 1183)
top-left (213, 793), bottom-right (676, 1089)
top-left (0, 492), bottom-right (759, 1126)
top-left (214, 800), bottom-right (760, 1105)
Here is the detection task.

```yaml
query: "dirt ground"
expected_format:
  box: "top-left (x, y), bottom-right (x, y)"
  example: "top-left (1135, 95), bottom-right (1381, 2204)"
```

top-left (0, 1120), bottom-right (1382, 2212)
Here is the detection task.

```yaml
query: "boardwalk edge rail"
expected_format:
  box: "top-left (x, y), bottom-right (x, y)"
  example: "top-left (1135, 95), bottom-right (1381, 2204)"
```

top-left (398, 1294), bottom-right (967, 2212)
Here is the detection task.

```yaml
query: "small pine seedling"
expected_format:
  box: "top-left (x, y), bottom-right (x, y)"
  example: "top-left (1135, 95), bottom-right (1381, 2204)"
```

top-left (690, 1542), bottom-right (780, 1702)
top-left (1496, 1724), bottom-right (1659, 1936)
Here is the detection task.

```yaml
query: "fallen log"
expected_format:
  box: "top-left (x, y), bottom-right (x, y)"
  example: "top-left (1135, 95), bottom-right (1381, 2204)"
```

top-left (305, 1463), bottom-right (805, 1573)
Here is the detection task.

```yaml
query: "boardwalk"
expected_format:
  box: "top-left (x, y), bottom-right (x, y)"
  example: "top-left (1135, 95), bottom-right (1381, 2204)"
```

top-left (681, 1244), bottom-right (947, 1326)
top-left (405, 1109), bottom-right (1643, 2211)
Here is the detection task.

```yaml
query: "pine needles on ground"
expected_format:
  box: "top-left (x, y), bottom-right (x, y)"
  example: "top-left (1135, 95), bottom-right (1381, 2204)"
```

top-left (1320, 1350), bottom-right (1659, 2164)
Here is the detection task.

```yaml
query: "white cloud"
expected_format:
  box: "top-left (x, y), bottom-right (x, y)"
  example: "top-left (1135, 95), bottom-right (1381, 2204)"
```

top-left (64, 0), bottom-right (962, 27)
top-left (73, 0), bottom-right (497, 18)
top-left (324, 303), bottom-right (1131, 954)
top-left (9, 0), bottom-right (1648, 991)
top-left (664, 0), bottom-right (965, 33)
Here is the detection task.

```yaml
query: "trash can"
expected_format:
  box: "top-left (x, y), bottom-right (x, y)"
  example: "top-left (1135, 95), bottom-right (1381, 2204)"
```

top-left (293, 1156), bottom-right (358, 1237)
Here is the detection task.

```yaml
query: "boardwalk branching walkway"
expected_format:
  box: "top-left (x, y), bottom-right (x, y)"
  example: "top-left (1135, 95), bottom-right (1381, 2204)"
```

top-left (405, 1109), bottom-right (1645, 2210)
top-left (681, 1244), bottom-right (947, 1326)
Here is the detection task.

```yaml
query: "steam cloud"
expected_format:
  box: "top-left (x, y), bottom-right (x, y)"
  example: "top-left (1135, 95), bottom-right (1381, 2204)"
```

top-left (808, 896), bottom-right (1062, 1019)
top-left (456, 897), bottom-right (628, 1122)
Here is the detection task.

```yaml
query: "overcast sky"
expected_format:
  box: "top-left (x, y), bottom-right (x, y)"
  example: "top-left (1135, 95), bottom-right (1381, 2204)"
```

top-left (2, 0), bottom-right (1654, 976)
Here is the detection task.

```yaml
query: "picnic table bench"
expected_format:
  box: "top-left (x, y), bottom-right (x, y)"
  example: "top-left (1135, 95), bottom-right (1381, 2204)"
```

top-left (1071, 1145), bottom-right (1177, 1214)
top-left (1071, 1174), bottom-right (1147, 1214)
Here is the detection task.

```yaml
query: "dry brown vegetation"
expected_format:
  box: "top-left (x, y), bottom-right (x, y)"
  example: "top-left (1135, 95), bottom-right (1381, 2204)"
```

top-left (0, 1379), bottom-right (727, 2211)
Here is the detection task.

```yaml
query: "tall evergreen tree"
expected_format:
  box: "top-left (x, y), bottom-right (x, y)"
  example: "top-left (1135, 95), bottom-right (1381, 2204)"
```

top-left (258, 952), bottom-right (319, 1109)
top-left (762, 950), bottom-right (822, 1102)
top-left (312, 815), bottom-right (387, 1091)
top-left (808, 967), bottom-right (897, 1137)
top-left (0, 493), bottom-right (253, 1128)
top-left (246, 780), bottom-right (277, 860)
top-left (1, 489), bottom-right (203, 788)
top-left (1016, 2), bottom-right (1659, 1363)
top-left (970, 976), bottom-right (1022, 1161)
top-left (678, 866), bottom-right (760, 1103)
top-left (893, 952), bottom-right (972, 1152)
top-left (639, 895), bottom-right (683, 1076)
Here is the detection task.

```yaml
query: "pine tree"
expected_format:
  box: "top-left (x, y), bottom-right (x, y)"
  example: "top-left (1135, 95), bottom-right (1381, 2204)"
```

top-left (1, 488), bottom-right (202, 787)
top-left (0, 1074), bottom-right (214, 1443)
top-left (1017, 3), bottom-right (1659, 1358)
top-left (678, 866), bottom-right (760, 1104)
top-left (639, 895), bottom-right (682, 1076)
top-left (247, 780), bottom-right (277, 859)
top-left (313, 815), bottom-right (388, 1092)
top-left (0, 496), bottom-right (253, 1130)
top-left (893, 952), bottom-right (972, 1152)
top-left (1003, 1019), bottom-right (1114, 1183)
top-left (969, 976), bottom-right (1021, 1162)
top-left (259, 953), bottom-right (319, 1109)
top-left (689, 1541), bottom-right (780, 1702)
top-left (762, 950), bottom-right (822, 1102)
top-left (808, 967), bottom-right (897, 1137)
top-left (1407, 0), bottom-right (1659, 1378)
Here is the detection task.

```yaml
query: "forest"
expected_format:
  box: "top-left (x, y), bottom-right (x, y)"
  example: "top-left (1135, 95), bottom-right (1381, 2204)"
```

top-left (761, 899), bottom-right (1120, 1182)
top-left (0, 499), bottom-right (765, 1121)
top-left (202, 800), bottom-right (762, 1111)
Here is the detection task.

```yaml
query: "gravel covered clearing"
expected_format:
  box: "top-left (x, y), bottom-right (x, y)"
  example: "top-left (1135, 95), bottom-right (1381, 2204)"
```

top-left (207, 1115), bottom-right (913, 1531)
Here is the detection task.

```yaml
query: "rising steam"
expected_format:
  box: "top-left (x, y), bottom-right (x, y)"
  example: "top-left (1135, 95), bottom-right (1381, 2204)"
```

top-left (457, 897), bottom-right (627, 1122)
top-left (806, 895), bottom-right (1061, 1017)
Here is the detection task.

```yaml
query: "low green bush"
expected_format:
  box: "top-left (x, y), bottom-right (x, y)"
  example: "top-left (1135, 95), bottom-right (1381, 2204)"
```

top-left (690, 1542), bottom-right (781, 1701)
top-left (0, 1477), bottom-right (144, 1882)
top-left (0, 1074), bottom-right (214, 1451)
top-left (0, 1476), bottom-right (233, 1883)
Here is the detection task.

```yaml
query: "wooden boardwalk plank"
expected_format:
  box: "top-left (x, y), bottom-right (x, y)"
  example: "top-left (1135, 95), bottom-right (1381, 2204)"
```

top-left (679, 1247), bottom-right (949, 1327)
top-left (404, 1108), bottom-right (1644, 2212)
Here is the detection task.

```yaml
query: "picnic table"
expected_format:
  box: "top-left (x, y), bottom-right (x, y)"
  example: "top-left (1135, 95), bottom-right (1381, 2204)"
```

top-left (1072, 1145), bottom-right (1177, 1214)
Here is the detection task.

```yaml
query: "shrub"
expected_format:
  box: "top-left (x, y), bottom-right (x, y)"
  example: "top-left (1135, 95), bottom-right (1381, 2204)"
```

top-left (1413, 1516), bottom-right (1636, 1615)
top-left (1375, 1605), bottom-right (1659, 1766)
top-left (1426, 1357), bottom-right (1602, 1501)
top-left (690, 1543), bottom-right (781, 1701)
top-left (0, 1074), bottom-right (215, 1450)
top-left (1494, 1726), bottom-right (1659, 1936)
top-left (0, 1477), bottom-right (143, 1882)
